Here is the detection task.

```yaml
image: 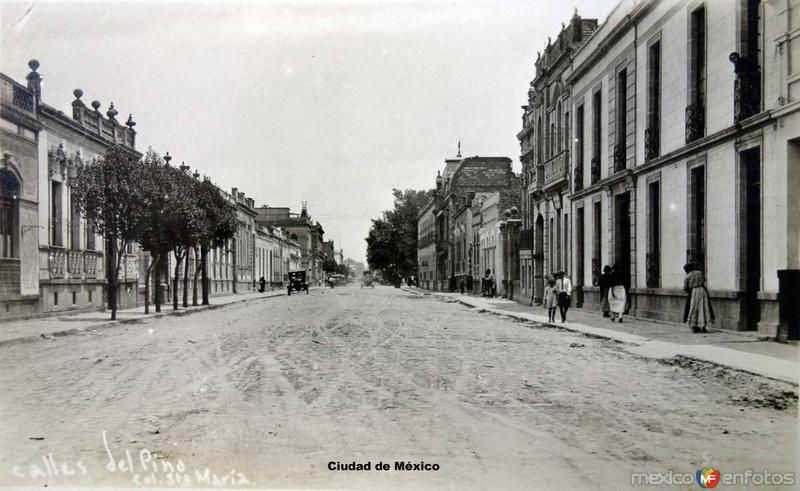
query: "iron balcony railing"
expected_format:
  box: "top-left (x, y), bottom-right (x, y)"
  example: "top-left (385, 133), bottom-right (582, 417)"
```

top-left (590, 157), bottom-right (601, 185)
top-left (734, 68), bottom-right (761, 125)
top-left (0, 258), bottom-right (20, 297)
top-left (645, 125), bottom-right (660, 161)
top-left (613, 143), bottom-right (627, 173)
top-left (685, 102), bottom-right (705, 143)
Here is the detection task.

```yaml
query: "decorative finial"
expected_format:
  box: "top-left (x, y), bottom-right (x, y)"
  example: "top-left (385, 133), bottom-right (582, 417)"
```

top-left (28, 59), bottom-right (40, 72)
top-left (91, 100), bottom-right (101, 112)
top-left (125, 114), bottom-right (136, 128)
top-left (457, 140), bottom-right (461, 158)
top-left (106, 102), bottom-right (118, 120)
top-left (73, 88), bottom-right (83, 100)
top-left (164, 152), bottom-right (172, 164)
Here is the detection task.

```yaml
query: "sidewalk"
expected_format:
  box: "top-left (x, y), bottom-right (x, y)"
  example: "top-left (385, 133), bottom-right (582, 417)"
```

top-left (0, 289), bottom-right (289, 348)
top-left (405, 287), bottom-right (800, 385)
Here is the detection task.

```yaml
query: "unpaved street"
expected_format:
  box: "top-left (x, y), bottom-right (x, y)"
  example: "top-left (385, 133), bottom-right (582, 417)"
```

top-left (0, 285), bottom-right (796, 490)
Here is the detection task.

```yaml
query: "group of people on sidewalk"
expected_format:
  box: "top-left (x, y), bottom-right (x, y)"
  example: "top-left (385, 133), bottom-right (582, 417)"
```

top-left (444, 260), bottom-right (715, 333)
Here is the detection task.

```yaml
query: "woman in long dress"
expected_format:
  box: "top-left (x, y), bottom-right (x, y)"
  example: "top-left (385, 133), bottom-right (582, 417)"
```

top-left (684, 264), bottom-right (714, 333)
top-left (608, 264), bottom-right (626, 323)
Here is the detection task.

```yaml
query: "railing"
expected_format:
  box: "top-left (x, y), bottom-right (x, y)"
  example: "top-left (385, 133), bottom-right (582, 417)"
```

top-left (0, 258), bottom-right (20, 297)
top-left (685, 102), bottom-right (705, 143)
top-left (68, 250), bottom-right (83, 277)
top-left (645, 125), bottom-right (659, 161)
top-left (49, 248), bottom-right (66, 279)
top-left (13, 85), bottom-right (33, 112)
top-left (590, 157), bottom-right (601, 185)
top-left (519, 228), bottom-right (533, 251)
top-left (85, 252), bottom-right (100, 278)
top-left (613, 143), bottom-right (627, 173)
top-left (734, 68), bottom-right (761, 125)
top-left (646, 252), bottom-right (660, 288)
top-left (573, 165), bottom-right (583, 191)
top-left (543, 150), bottom-right (569, 188)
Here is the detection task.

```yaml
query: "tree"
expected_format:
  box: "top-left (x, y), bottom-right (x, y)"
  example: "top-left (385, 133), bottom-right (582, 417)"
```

top-left (193, 178), bottom-right (237, 305)
top-left (322, 258), bottom-right (338, 275)
top-left (69, 145), bottom-right (146, 320)
top-left (135, 149), bottom-right (174, 314)
top-left (366, 188), bottom-right (434, 282)
top-left (336, 263), bottom-right (351, 277)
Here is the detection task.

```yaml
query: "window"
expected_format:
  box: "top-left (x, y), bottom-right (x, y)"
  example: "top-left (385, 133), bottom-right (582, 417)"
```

top-left (575, 104), bottom-right (585, 190)
top-left (53, 292), bottom-right (58, 306)
top-left (592, 89), bottom-right (602, 183)
top-left (72, 291), bottom-right (77, 305)
top-left (0, 170), bottom-right (20, 258)
top-left (646, 41), bottom-right (662, 160)
top-left (592, 200), bottom-right (602, 285)
top-left (688, 165), bottom-right (706, 270)
top-left (615, 68), bottom-right (628, 172)
top-left (687, 5), bottom-right (706, 142)
top-left (85, 217), bottom-right (96, 250)
top-left (88, 289), bottom-right (93, 303)
top-left (51, 181), bottom-right (63, 246)
top-left (576, 207), bottom-right (585, 286)
top-left (70, 196), bottom-right (81, 250)
top-left (647, 180), bottom-right (661, 287)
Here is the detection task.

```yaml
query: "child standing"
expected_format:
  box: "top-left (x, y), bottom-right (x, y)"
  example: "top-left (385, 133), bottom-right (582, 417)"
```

top-left (544, 278), bottom-right (558, 322)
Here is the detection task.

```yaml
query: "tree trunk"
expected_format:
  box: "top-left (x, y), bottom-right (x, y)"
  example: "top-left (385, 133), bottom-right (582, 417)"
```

top-left (144, 253), bottom-right (157, 315)
top-left (106, 238), bottom-right (118, 320)
top-left (183, 246), bottom-right (190, 307)
top-left (173, 249), bottom-right (184, 310)
top-left (201, 243), bottom-right (210, 305)
top-left (192, 245), bottom-right (200, 306)
top-left (154, 253), bottom-right (163, 313)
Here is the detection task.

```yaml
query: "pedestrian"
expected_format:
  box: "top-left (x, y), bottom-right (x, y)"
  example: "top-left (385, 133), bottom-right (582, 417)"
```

top-left (487, 269), bottom-right (496, 297)
top-left (555, 271), bottom-right (572, 322)
top-left (465, 274), bottom-right (473, 294)
top-left (608, 264), bottom-right (627, 323)
top-left (683, 263), bottom-right (715, 333)
top-left (459, 279), bottom-right (466, 295)
top-left (599, 265), bottom-right (612, 317)
top-left (544, 278), bottom-right (558, 322)
top-left (258, 276), bottom-right (266, 293)
top-left (449, 274), bottom-right (457, 293)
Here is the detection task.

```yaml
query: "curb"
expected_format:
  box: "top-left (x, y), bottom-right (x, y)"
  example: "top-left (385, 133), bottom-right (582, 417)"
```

top-left (0, 292), bottom-right (285, 349)
top-left (429, 291), bottom-right (799, 386)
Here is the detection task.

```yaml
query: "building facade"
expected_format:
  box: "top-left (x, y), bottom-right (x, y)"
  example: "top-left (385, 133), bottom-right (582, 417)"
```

top-left (514, 0), bottom-right (800, 335)
top-left (255, 204), bottom-right (324, 283)
top-left (417, 153), bottom-right (520, 292)
top-left (518, 11), bottom-right (598, 306)
top-left (0, 61), bottom-right (143, 319)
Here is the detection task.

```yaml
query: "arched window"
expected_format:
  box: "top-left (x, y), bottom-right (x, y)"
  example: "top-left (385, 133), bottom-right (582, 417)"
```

top-left (0, 169), bottom-right (20, 259)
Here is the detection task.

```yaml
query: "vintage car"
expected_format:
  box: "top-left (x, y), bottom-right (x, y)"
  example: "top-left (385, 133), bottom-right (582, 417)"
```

top-left (287, 270), bottom-right (309, 295)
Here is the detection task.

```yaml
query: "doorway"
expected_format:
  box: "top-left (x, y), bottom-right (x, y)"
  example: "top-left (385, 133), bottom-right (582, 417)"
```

top-left (741, 147), bottom-right (761, 330)
top-left (534, 214), bottom-right (544, 304)
top-left (614, 192), bottom-right (632, 289)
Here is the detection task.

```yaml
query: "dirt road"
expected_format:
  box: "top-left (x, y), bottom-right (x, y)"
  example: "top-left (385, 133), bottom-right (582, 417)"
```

top-left (0, 285), bottom-right (796, 489)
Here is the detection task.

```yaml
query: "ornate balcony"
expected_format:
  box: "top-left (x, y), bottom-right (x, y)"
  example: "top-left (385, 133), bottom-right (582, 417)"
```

top-left (734, 68), bottom-right (761, 125)
top-left (646, 252), bottom-right (660, 288)
top-left (85, 251), bottom-right (100, 279)
top-left (543, 150), bottom-right (569, 189)
top-left (49, 248), bottom-right (66, 279)
top-left (590, 157), bottom-right (601, 185)
top-left (12, 84), bottom-right (34, 112)
top-left (527, 165), bottom-right (543, 194)
top-left (68, 250), bottom-right (83, 277)
top-left (685, 102), bottom-right (705, 143)
top-left (573, 166), bottom-right (583, 192)
top-left (645, 125), bottom-right (659, 161)
top-left (613, 144), bottom-right (627, 173)
top-left (0, 258), bottom-right (20, 297)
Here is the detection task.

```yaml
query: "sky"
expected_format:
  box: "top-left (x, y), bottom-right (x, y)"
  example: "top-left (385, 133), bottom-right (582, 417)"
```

top-left (1, 0), bottom-right (617, 264)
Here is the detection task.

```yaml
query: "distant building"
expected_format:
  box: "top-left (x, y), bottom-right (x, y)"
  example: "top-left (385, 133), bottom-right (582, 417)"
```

top-left (417, 150), bottom-right (520, 292)
top-left (255, 203), bottom-right (324, 283)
